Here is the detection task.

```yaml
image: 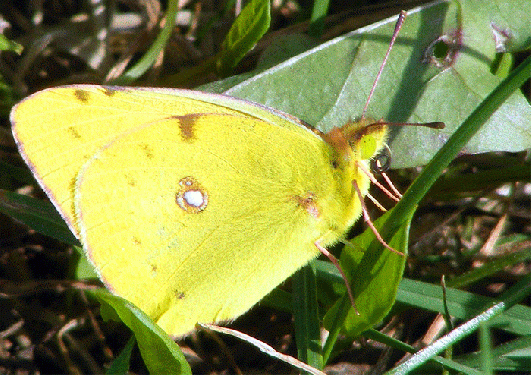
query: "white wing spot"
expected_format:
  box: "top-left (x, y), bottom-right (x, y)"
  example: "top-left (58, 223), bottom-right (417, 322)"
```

top-left (176, 176), bottom-right (208, 213)
top-left (183, 190), bottom-right (204, 207)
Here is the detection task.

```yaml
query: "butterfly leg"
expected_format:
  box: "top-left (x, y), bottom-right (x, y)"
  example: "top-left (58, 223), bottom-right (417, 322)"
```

top-left (314, 241), bottom-right (359, 315)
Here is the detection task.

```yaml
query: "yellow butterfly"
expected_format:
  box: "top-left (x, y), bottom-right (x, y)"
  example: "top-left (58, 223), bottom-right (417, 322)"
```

top-left (10, 85), bottom-right (389, 336)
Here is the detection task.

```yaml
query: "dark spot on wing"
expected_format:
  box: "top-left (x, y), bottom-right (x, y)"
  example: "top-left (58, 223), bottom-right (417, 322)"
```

top-left (68, 126), bottom-right (81, 139)
top-left (74, 89), bottom-right (90, 102)
top-left (175, 291), bottom-right (185, 300)
top-left (103, 87), bottom-right (117, 97)
top-left (125, 174), bottom-right (137, 187)
top-left (171, 114), bottom-right (202, 142)
top-left (140, 143), bottom-right (154, 159)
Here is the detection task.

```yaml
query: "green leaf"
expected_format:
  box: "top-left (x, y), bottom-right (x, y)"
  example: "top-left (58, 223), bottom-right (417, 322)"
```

top-left (74, 245), bottom-right (99, 279)
top-left (322, 209), bottom-right (411, 342)
top-left (216, 0), bottom-right (271, 76)
top-left (0, 34), bottom-right (23, 54)
top-left (308, 0), bottom-right (330, 37)
top-left (0, 159), bottom-right (36, 186)
top-left (92, 289), bottom-right (191, 375)
top-left (207, 0), bottom-right (531, 168)
top-left (106, 337), bottom-right (136, 375)
top-left (0, 189), bottom-right (79, 246)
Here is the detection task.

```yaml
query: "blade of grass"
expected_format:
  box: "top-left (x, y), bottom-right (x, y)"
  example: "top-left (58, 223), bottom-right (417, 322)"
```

top-left (292, 264), bottom-right (324, 369)
top-left (363, 329), bottom-right (484, 375)
top-left (389, 302), bottom-right (505, 375)
top-left (110, 0), bottom-right (180, 85)
top-left (308, 0), bottom-right (330, 37)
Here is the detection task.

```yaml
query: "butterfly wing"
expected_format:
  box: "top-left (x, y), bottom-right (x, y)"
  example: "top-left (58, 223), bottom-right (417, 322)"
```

top-left (12, 85), bottom-right (370, 336)
top-left (75, 112), bottom-right (340, 335)
top-left (11, 85), bottom-right (309, 237)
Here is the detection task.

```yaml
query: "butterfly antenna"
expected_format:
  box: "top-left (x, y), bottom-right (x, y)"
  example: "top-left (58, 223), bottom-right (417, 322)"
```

top-left (361, 10), bottom-right (407, 119)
